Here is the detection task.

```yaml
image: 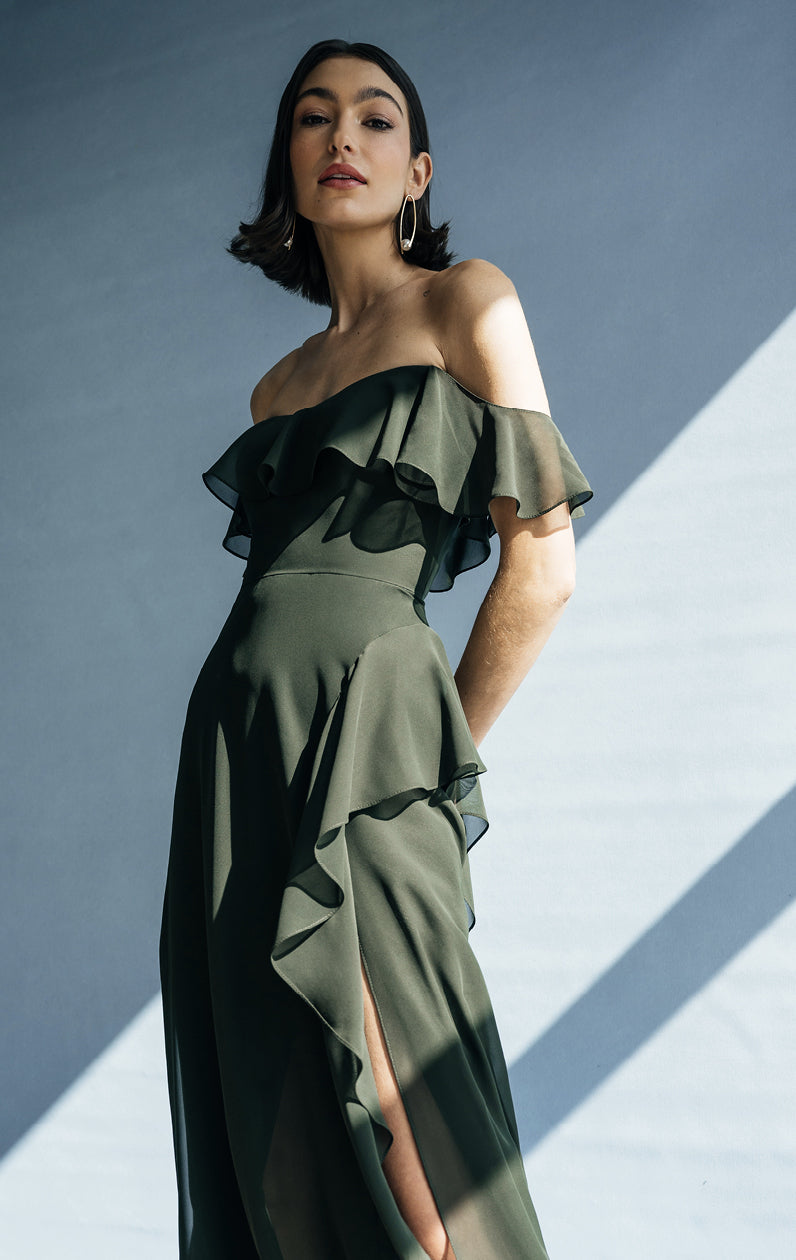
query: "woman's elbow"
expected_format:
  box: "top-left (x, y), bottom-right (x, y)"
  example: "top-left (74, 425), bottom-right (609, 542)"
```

top-left (546, 567), bottom-right (576, 608)
top-left (533, 542), bottom-right (577, 607)
top-left (497, 554), bottom-right (576, 611)
top-left (495, 506), bottom-right (577, 607)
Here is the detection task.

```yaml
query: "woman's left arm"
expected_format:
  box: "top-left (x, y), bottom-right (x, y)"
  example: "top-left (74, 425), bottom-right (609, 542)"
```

top-left (433, 259), bottom-right (578, 747)
top-left (452, 504), bottom-right (575, 747)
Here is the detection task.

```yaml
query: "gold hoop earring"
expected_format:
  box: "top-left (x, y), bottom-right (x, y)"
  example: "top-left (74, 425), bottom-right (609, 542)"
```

top-left (399, 195), bottom-right (416, 252)
top-left (284, 214), bottom-right (296, 250)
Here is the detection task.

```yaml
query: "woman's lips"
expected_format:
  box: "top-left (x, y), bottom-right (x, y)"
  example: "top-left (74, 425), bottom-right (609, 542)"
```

top-left (319, 174), bottom-right (366, 188)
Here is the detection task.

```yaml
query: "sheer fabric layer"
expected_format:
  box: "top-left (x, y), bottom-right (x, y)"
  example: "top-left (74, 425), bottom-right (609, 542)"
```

top-left (202, 363), bottom-right (593, 592)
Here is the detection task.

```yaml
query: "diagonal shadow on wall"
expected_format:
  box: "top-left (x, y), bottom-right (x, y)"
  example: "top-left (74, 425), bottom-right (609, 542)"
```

top-left (510, 783), bottom-right (796, 1153)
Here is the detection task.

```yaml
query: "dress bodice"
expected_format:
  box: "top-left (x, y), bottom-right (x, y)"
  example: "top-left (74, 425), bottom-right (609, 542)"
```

top-left (202, 363), bottom-right (593, 602)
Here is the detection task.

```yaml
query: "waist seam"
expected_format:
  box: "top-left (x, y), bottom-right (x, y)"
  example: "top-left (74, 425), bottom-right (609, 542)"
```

top-left (242, 567), bottom-right (423, 600)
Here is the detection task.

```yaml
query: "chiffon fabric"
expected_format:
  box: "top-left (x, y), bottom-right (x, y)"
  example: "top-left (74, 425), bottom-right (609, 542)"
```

top-left (159, 363), bottom-right (592, 1258)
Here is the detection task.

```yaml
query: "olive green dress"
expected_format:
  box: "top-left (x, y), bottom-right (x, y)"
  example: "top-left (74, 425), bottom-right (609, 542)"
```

top-left (159, 363), bottom-right (592, 1259)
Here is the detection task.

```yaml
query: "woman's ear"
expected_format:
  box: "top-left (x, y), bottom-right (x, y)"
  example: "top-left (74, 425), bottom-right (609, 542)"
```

top-left (408, 151), bottom-right (432, 198)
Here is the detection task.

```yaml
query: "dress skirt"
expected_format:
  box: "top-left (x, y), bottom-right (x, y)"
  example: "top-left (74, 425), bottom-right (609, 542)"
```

top-left (159, 571), bottom-right (548, 1258)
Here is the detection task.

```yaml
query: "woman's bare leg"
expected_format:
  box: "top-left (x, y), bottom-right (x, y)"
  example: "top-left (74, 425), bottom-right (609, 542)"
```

top-left (360, 955), bottom-right (457, 1260)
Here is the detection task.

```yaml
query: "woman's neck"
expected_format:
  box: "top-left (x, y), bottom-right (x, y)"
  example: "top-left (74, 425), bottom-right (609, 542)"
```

top-left (313, 222), bottom-right (413, 334)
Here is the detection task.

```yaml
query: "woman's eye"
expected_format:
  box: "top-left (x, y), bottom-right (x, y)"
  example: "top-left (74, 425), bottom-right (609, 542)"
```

top-left (298, 112), bottom-right (393, 130)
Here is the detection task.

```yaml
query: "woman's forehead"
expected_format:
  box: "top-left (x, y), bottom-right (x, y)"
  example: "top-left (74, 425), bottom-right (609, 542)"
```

top-left (296, 57), bottom-right (406, 113)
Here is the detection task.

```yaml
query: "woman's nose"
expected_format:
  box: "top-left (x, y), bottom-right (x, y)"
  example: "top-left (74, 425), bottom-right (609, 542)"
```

top-left (329, 125), bottom-right (353, 153)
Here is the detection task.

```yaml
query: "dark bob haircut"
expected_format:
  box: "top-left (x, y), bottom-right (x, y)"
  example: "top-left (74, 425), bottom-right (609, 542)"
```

top-left (227, 39), bottom-right (455, 307)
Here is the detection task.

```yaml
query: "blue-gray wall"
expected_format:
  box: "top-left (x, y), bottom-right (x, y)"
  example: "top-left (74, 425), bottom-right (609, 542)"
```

top-left (2, 0), bottom-right (794, 1224)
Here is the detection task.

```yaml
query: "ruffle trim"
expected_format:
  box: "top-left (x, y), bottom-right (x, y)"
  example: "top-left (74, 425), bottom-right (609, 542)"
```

top-left (268, 621), bottom-right (487, 1168)
top-left (202, 364), bottom-right (593, 593)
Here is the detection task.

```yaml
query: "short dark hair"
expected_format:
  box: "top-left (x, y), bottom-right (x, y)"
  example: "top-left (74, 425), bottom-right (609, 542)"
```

top-left (227, 39), bottom-right (455, 306)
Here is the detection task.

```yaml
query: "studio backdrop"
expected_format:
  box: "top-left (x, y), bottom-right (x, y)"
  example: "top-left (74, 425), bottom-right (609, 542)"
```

top-left (1, 2), bottom-right (794, 1257)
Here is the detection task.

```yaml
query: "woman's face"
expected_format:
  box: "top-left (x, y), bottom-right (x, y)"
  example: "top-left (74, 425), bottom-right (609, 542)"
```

top-left (289, 56), bottom-right (430, 238)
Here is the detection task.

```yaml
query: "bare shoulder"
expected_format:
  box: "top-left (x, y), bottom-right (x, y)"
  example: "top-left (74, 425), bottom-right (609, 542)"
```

top-left (249, 345), bottom-right (306, 425)
top-left (431, 258), bottom-right (550, 414)
top-left (432, 257), bottom-right (517, 305)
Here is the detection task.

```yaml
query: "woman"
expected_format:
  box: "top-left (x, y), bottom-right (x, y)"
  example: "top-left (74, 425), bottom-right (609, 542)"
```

top-left (159, 37), bottom-right (592, 1260)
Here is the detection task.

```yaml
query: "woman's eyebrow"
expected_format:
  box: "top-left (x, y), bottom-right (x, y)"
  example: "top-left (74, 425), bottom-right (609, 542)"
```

top-left (294, 85), bottom-right (404, 116)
